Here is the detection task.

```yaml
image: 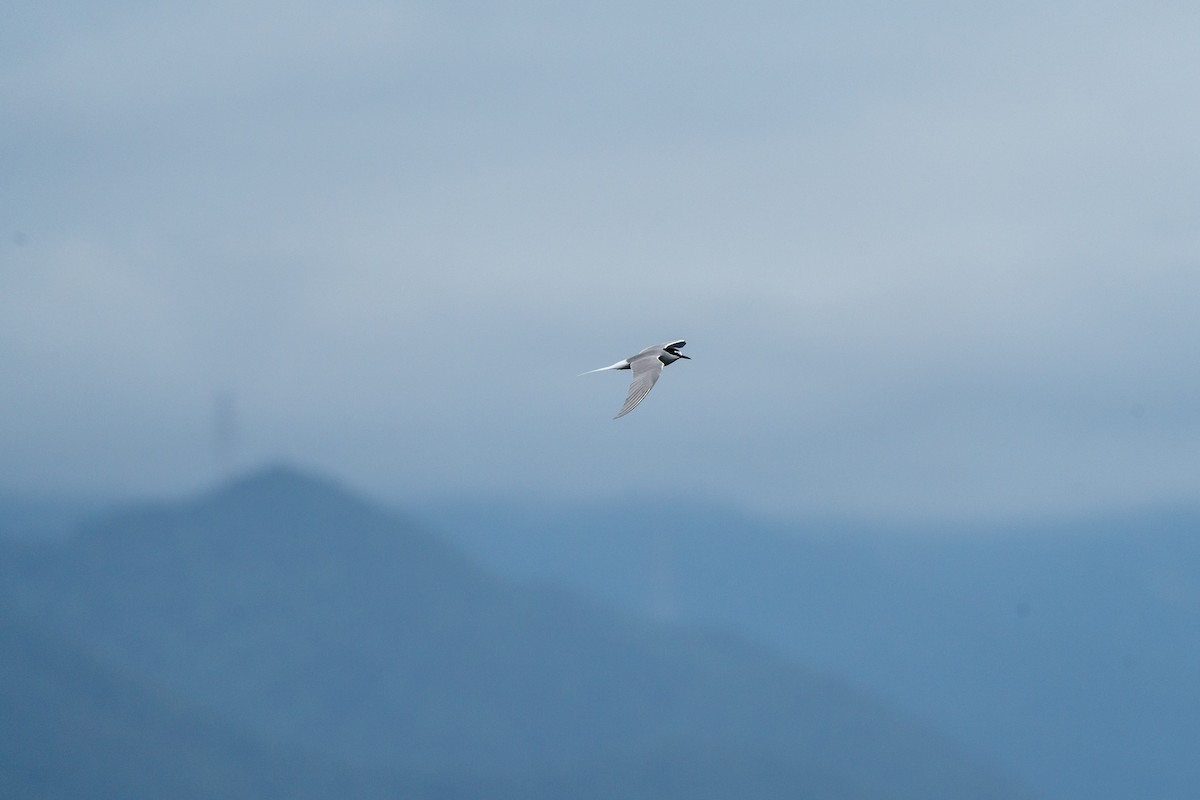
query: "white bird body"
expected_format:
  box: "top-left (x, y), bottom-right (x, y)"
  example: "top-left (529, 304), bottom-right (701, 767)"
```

top-left (581, 340), bottom-right (690, 418)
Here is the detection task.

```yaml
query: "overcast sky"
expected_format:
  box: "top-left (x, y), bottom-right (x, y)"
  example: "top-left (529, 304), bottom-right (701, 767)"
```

top-left (3, 1), bottom-right (1199, 520)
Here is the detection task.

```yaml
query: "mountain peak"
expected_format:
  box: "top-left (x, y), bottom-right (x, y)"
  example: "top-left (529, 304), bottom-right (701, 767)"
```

top-left (204, 463), bottom-right (353, 506)
top-left (184, 463), bottom-right (397, 534)
top-left (67, 463), bottom-right (434, 571)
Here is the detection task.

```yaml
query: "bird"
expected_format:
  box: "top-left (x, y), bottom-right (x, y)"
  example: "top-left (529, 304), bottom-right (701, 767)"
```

top-left (580, 340), bottom-right (690, 418)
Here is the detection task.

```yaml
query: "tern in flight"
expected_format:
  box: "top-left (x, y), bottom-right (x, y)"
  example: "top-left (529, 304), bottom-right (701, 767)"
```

top-left (581, 340), bottom-right (690, 418)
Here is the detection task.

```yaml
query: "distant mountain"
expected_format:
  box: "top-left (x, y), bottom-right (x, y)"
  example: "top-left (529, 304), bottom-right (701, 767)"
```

top-left (0, 612), bottom-right (411, 800)
top-left (422, 498), bottom-right (1200, 800)
top-left (0, 466), bottom-right (1024, 799)
top-left (0, 493), bottom-right (109, 542)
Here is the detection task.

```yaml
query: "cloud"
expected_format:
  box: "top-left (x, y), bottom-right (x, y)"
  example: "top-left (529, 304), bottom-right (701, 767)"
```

top-left (2, 1), bottom-right (1199, 517)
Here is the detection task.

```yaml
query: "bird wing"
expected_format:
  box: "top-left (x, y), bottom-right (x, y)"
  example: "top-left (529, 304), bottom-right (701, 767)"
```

top-left (638, 340), bottom-right (686, 356)
top-left (614, 355), bottom-right (664, 418)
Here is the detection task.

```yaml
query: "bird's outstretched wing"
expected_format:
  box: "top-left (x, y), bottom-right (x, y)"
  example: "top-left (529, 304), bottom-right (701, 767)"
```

top-left (614, 355), bottom-right (664, 418)
top-left (638, 340), bottom-right (686, 356)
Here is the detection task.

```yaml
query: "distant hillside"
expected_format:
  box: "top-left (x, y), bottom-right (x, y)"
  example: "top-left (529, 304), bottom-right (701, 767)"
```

top-left (423, 498), bottom-right (1200, 800)
top-left (0, 494), bottom-right (108, 542)
top-left (0, 613), bottom-right (413, 800)
top-left (0, 466), bottom-right (1024, 799)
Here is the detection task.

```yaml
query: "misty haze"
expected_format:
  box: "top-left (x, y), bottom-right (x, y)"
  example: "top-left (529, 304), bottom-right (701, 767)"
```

top-left (3, 1), bottom-right (1199, 798)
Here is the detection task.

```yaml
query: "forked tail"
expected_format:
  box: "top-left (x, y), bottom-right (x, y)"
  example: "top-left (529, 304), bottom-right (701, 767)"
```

top-left (578, 360), bottom-right (629, 376)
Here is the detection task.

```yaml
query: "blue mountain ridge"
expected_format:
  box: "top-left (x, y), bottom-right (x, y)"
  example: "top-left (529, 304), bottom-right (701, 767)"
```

top-left (421, 496), bottom-right (1200, 800)
top-left (0, 465), bottom-right (1027, 799)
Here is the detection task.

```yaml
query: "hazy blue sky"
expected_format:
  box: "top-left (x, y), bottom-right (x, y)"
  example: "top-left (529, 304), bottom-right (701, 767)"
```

top-left (4, 1), bottom-right (1199, 519)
